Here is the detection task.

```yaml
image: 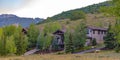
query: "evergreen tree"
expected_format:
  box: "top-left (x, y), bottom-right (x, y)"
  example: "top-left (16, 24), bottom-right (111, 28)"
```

top-left (64, 31), bottom-right (74, 53)
top-left (104, 24), bottom-right (115, 49)
top-left (91, 38), bottom-right (97, 46)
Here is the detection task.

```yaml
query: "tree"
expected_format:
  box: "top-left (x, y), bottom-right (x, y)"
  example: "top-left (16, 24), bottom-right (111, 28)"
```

top-left (37, 32), bottom-right (53, 51)
top-left (104, 24), bottom-right (115, 49)
top-left (70, 11), bottom-right (86, 20)
top-left (113, 19), bottom-right (120, 52)
top-left (64, 31), bottom-right (74, 53)
top-left (6, 36), bottom-right (16, 55)
top-left (13, 26), bottom-right (28, 55)
top-left (91, 38), bottom-right (97, 46)
top-left (101, 0), bottom-right (120, 52)
top-left (44, 22), bottom-right (62, 33)
top-left (0, 28), bottom-right (6, 56)
top-left (73, 19), bottom-right (87, 50)
top-left (0, 25), bottom-right (28, 55)
top-left (0, 26), bottom-right (17, 56)
top-left (27, 24), bottom-right (39, 49)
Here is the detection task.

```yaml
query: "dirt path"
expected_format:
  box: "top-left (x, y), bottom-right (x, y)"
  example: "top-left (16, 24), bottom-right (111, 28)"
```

top-left (24, 49), bottom-right (39, 56)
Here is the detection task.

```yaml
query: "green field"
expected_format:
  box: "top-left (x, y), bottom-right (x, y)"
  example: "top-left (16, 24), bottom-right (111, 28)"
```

top-left (1, 51), bottom-right (120, 60)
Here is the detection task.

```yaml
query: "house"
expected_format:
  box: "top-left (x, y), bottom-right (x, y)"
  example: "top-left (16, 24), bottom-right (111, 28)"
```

top-left (86, 26), bottom-right (107, 45)
top-left (52, 30), bottom-right (64, 50)
top-left (52, 26), bottom-right (107, 50)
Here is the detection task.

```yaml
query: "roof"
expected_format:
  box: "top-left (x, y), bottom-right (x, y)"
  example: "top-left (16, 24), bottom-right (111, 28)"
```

top-left (87, 26), bottom-right (107, 31)
top-left (53, 30), bottom-right (64, 35)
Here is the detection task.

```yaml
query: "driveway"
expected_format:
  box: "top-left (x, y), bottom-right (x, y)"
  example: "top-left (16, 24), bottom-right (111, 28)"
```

top-left (74, 47), bottom-right (104, 54)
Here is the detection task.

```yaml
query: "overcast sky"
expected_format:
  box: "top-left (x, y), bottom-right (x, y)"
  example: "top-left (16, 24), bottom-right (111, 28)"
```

top-left (0, 0), bottom-right (107, 18)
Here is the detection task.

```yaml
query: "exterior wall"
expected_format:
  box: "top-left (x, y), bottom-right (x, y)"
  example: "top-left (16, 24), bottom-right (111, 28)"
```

top-left (87, 28), bottom-right (106, 44)
top-left (54, 35), bottom-right (63, 45)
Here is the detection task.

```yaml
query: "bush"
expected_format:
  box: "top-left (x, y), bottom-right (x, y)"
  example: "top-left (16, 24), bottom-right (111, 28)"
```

top-left (92, 38), bottom-right (97, 46)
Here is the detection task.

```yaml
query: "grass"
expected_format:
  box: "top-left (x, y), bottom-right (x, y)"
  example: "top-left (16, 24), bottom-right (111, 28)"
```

top-left (0, 51), bottom-right (120, 60)
top-left (37, 13), bottom-right (115, 31)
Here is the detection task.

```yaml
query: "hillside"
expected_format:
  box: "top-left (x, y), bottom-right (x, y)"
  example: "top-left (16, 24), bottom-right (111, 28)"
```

top-left (47, 1), bottom-right (110, 20)
top-left (0, 14), bottom-right (44, 27)
top-left (37, 13), bottom-right (115, 30)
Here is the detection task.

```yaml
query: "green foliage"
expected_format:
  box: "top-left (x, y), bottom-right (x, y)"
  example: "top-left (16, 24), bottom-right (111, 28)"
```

top-left (101, 0), bottom-right (120, 53)
top-left (113, 19), bottom-right (120, 52)
top-left (37, 32), bottom-right (52, 51)
top-left (0, 25), bottom-right (28, 56)
top-left (6, 36), bottom-right (16, 55)
top-left (91, 38), bottom-right (97, 46)
top-left (73, 20), bottom-right (87, 50)
top-left (104, 24), bottom-right (115, 49)
top-left (70, 11), bottom-right (86, 20)
top-left (14, 26), bottom-right (28, 55)
top-left (37, 32), bottom-right (44, 50)
top-left (64, 31), bottom-right (74, 53)
top-left (42, 34), bottom-right (52, 50)
top-left (37, 22), bottom-right (62, 51)
top-left (27, 24), bottom-right (39, 49)
top-left (44, 22), bottom-right (61, 33)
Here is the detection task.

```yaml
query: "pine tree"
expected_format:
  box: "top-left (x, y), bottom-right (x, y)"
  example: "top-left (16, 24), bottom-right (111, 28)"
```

top-left (65, 31), bottom-right (74, 53)
top-left (92, 38), bottom-right (97, 46)
top-left (104, 24), bottom-right (115, 49)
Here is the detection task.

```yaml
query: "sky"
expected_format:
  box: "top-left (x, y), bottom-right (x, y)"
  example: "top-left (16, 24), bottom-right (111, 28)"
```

top-left (0, 0), bottom-right (107, 18)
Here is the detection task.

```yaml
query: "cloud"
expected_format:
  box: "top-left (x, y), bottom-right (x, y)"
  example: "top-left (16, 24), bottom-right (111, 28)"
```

top-left (0, 0), bottom-right (33, 13)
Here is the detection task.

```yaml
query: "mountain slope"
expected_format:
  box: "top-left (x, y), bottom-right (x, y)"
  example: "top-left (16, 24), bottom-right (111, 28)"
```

top-left (0, 14), bottom-right (44, 27)
top-left (37, 13), bottom-right (115, 30)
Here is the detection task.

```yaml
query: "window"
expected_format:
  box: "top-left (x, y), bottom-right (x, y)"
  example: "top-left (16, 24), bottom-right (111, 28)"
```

top-left (98, 30), bottom-right (100, 34)
top-left (87, 29), bottom-right (89, 34)
top-left (93, 30), bottom-right (95, 34)
top-left (101, 31), bottom-right (103, 34)
top-left (104, 31), bottom-right (106, 34)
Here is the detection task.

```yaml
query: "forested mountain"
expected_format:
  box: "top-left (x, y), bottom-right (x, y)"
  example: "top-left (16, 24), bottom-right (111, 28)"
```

top-left (47, 1), bottom-right (110, 20)
top-left (0, 14), bottom-right (44, 27)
